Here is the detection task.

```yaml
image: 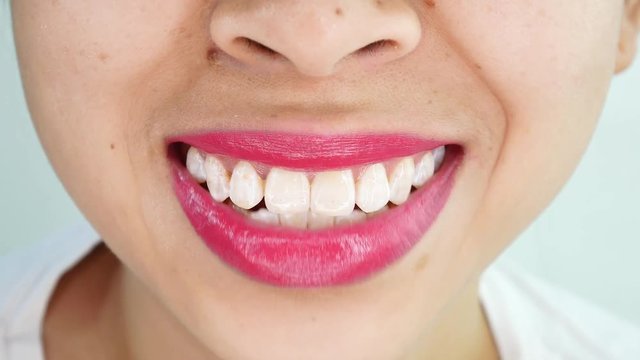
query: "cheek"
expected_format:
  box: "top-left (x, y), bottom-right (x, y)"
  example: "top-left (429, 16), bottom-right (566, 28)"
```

top-left (12, 0), bottom-right (210, 252)
top-left (434, 0), bottom-right (623, 257)
top-left (438, 0), bottom-right (621, 144)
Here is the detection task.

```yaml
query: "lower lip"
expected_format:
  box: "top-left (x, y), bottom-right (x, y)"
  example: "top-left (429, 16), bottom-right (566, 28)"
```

top-left (171, 147), bottom-right (461, 288)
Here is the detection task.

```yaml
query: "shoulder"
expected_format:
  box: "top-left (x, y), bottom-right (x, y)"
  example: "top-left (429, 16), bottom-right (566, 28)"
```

top-left (480, 260), bottom-right (640, 360)
top-left (0, 222), bottom-right (100, 360)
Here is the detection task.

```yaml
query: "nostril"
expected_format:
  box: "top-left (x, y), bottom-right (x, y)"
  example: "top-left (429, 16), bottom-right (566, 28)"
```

top-left (354, 39), bottom-right (400, 57)
top-left (234, 37), bottom-right (283, 60)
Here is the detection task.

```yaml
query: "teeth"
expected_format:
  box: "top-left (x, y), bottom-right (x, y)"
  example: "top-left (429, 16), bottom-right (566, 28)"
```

top-left (433, 146), bottom-right (446, 171)
top-left (204, 155), bottom-right (231, 202)
top-left (280, 212), bottom-right (308, 229)
top-left (412, 152), bottom-right (435, 187)
top-left (310, 170), bottom-right (356, 217)
top-left (187, 145), bottom-right (449, 229)
top-left (229, 161), bottom-right (264, 209)
top-left (335, 210), bottom-right (367, 226)
top-left (186, 147), bottom-right (207, 183)
top-left (388, 157), bottom-right (415, 205)
top-left (308, 212), bottom-right (335, 230)
top-left (355, 163), bottom-right (390, 213)
top-left (232, 203), bottom-right (249, 215)
top-left (249, 208), bottom-right (279, 225)
top-left (265, 168), bottom-right (310, 215)
top-left (367, 205), bottom-right (389, 218)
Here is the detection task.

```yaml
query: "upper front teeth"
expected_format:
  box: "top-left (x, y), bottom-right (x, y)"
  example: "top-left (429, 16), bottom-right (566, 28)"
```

top-left (185, 146), bottom-right (447, 228)
top-left (265, 168), bottom-right (310, 214)
top-left (310, 170), bottom-right (356, 217)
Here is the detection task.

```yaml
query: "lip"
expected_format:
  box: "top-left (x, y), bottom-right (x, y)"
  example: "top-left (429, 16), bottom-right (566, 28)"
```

top-left (169, 131), bottom-right (462, 287)
top-left (169, 131), bottom-right (448, 171)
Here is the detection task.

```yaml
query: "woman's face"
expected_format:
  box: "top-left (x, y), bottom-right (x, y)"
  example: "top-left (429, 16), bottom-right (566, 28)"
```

top-left (12, 0), bottom-right (634, 359)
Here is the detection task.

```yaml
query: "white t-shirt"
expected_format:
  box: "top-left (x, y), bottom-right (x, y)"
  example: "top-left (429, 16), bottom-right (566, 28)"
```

top-left (1, 222), bottom-right (639, 360)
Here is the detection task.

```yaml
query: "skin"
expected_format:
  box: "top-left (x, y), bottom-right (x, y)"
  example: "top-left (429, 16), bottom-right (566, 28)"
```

top-left (10, 0), bottom-right (640, 359)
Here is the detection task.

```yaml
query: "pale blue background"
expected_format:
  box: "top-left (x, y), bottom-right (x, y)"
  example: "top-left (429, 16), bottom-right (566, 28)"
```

top-left (1, 6), bottom-right (639, 325)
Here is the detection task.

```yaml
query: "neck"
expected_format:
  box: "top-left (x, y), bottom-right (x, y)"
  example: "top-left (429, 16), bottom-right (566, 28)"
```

top-left (119, 265), bottom-right (217, 360)
top-left (117, 267), bottom-right (499, 360)
top-left (409, 277), bottom-right (500, 360)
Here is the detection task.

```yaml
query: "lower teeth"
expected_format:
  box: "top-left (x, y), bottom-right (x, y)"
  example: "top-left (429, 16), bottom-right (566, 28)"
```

top-left (226, 188), bottom-right (408, 229)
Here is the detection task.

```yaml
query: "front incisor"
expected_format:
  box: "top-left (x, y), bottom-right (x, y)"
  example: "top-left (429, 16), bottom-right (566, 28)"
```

top-left (265, 168), bottom-right (310, 214)
top-left (310, 170), bottom-right (356, 217)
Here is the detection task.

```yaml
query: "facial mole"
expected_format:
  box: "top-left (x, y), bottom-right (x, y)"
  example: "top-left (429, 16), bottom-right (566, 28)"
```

top-left (97, 52), bottom-right (110, 63)
top-left (110, 143), bottom-right (115, 150)
top-left (414, 254), bottom-right (429, 272)
top-left (335, 7), bottom-right (343, 16)
top-left (425, 0), bottom-right (436, 7)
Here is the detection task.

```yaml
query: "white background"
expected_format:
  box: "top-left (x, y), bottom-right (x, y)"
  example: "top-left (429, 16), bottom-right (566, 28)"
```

top-left (1, 6), bottom-right (639, 325)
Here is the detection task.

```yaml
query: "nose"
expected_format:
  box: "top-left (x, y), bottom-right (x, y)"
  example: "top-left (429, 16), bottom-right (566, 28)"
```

top-left (209, 1), bottom-right (422, 77)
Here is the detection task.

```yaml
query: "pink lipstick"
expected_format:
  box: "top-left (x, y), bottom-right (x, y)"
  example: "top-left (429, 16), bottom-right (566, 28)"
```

top-left (172, 132), bottom-right (448, 171)
top-left (169, 132), bottom-right (461, 287)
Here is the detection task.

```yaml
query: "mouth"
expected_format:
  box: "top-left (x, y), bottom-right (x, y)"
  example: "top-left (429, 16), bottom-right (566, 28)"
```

top-left (168, 131), bottom-right (463, 287)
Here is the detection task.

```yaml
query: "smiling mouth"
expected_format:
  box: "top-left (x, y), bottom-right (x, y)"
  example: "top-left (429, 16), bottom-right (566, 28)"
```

top-left (168, 131), bottom-right (463, 287)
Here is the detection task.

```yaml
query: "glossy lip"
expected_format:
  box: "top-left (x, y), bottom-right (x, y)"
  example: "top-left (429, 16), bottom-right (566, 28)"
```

top-left (169, 131), bottom-right (448, 171)
top-left (169, 132), bottom-right (462, 287)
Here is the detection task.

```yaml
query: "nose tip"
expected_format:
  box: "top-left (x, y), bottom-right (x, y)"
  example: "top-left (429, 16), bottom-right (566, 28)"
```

top-left (209, 1), bottom-right (422, 77)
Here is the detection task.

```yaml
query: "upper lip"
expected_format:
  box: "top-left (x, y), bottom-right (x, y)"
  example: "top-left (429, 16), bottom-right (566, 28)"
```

top-left (168, 131), bottom-right (451, 170)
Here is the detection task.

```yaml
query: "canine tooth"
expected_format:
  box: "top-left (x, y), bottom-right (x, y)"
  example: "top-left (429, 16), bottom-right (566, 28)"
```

top-left (388, 157), bottom-right (415, 205)
top-left (230, 161), bottom-right (264, 209)
top-left (355, 163), bottom-right (390, 213)
top-left (280, 212), bottom-right (308, 229)
top-left (308, 212), bottom-right (335, 230)
top-left (186, 147), bottom-right (207, 183)
top-left (433, 146), bottom-right (446, 171)
top-left (310, 170), bottom-right (355, 216)
top-left (249, 209), bottom-right (279, 225)
top-left (204, 155), bottom-right (231, 202)
top-left (412, 152), bottom-right (435, 187)
top-left (335, 210), bottom-right (367, 226)
top-left (265, 168), bottom-right (310, 214)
